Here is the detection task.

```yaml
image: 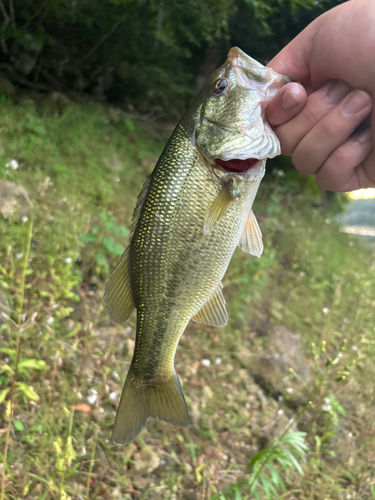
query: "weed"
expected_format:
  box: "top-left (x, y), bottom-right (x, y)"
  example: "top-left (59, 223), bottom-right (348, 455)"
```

top-left (0, 98), bottom-right (374, 499)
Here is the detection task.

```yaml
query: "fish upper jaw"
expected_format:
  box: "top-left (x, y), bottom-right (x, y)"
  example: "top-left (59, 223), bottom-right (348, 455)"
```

top-left (194, 47), bottom-right (287, 172)
top-left (228, 47), bottom-right (289, 96)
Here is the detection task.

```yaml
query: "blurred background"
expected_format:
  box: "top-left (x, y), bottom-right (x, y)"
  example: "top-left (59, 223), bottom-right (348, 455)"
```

top-left (0, 1), bottom-right (374, 499)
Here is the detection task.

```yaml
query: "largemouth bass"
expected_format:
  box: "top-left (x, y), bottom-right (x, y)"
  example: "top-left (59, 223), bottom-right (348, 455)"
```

top-left (104, 47), bottom-right (286, 445)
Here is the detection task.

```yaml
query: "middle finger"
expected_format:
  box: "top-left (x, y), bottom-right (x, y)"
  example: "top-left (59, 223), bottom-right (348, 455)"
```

top-left (292, 89), bottom-right (372, 175)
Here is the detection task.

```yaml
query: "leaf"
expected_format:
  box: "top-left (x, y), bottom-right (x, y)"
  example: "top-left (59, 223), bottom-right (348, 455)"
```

top-left (65, 435), bottom-right (76, 467)
top-left (0, 347), bottom-right (16, 355)
top-left (248, 448), bottom-right (269, 468)
top-left (102, 236), bottom-right (124, 256)
top-left (0, 362), bottom-right (14, 375)
top-left (14, 420), bottom-right (25, 431)
top-left (287, 450), bottom-right (304, 475)
top-left (18, 359), bottom-right (47, 371)
top-left (81, 233), bottom-right (97, 243)
top-left (96, 253), bottom-right (107, 266)
top-left (0, 387), bottom-right (10, 404)
top-left (16, 382), bottom-right (40, 401)
top-left (266, 462), bottom-right (286, 492)
top-left (112, 225), bottom-right (130, 236)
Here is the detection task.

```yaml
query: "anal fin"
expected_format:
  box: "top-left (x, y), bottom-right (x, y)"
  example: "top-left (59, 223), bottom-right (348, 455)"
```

top-left (192, 282), bottom-right (228, 327)
top-left (103, 247), bottom-right (135, 324)
top-left (238, 209), bottom-right (263, 258)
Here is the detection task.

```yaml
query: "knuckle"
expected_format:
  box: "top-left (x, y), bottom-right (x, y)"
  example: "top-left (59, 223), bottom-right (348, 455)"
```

top-left (292, 148), bottom-right (317, 175)
top-left (320, 119), bottom-right (338, 138)
top-left (315, 173), bottom-right (335, 192)
top-left (330, 146), bottom-right (351, 166)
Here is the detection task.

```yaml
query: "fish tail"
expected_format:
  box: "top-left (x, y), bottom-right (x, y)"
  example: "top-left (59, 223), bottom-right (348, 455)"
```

top-left (111, 366), bottom-right (190, 446)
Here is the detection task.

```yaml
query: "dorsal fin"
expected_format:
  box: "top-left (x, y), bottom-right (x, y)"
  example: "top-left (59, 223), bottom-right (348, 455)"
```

top-left (104, 177), bottom-right (151, 324)
top-left (238, 209), bottom-right (263, 257)
top-left (130, 176), bottom-right (151, 233)
top-left (192, 282), bottom-right (228, 327)
top-left (103, 247), bottom-right (135, 323)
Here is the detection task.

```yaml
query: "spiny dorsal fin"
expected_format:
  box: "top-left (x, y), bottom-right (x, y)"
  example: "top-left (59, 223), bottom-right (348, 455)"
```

top-left (192, 282), bottom-right (228, 327)
top-left (238, 209), bottom-right (263, 257)
top-left (103, 247), bottom-right (135, 324)
top-left (111, 367), bottom-right (190, 446)
top-left (131, 176), bottom-right (151, 233)
top-left (203, 179), bottom-right (239, 234)
top-left (104, 177), bottom-right (151, 324)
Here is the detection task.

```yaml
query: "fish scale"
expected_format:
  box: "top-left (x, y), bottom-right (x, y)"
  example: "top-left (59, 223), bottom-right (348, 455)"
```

top-left (104, 47), bottom-right (287, 445)
top-left (131, 125), bottom-right (254, 376)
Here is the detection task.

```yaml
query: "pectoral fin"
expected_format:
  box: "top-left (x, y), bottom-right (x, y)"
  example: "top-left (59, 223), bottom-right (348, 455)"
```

top-left (192, 282), bottom-right (228, 327)
top-left (238, 209), bottom-right (263, 257)
top-left (103, 247), bottom-right (135, 323)
top-left (203, 179), bottom-right (239, 234)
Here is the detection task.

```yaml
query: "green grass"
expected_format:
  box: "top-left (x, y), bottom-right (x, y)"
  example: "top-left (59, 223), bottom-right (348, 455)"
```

top-left (0, 96), bottom-right (374, 500)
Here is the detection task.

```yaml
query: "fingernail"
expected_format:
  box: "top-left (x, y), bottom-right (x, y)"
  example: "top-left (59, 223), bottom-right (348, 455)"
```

top-left (327, 80), bottom-right (352, 104)
top-left (343, 91), bottom-right (371, 116)
top-left (357, 128), bottom-right (372, 144)
top-left (281, 89), bottom-right (300, 110)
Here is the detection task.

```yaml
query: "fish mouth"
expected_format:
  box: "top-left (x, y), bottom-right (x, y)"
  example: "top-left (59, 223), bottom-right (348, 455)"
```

top-left (215, 158), bottom-right (260, 173)
top-left (228, 47), bottom-right (290, 90)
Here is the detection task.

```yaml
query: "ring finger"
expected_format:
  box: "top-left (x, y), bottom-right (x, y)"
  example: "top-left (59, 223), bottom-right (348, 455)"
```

top-left (315, 128), bottom-right (373, 192)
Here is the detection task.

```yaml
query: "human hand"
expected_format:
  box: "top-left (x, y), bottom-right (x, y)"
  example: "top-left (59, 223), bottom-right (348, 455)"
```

top-left (266, 0), bottom-right (375, 192)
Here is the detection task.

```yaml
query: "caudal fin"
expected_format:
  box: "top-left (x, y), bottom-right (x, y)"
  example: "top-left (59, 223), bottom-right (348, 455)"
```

top-left (111, 367), bottom-right (190, 446)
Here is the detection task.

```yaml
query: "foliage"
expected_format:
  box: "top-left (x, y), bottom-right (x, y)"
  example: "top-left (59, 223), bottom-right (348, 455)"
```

top-left (214, 432), bottom-right (309, 500)
top-left (0, 99), bottom-right (374, 499)
top-left (0, 0), bottom-right (344, 115)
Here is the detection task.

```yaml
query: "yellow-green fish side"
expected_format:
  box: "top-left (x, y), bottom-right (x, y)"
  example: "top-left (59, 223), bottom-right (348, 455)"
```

top-left (107, 124), bottom-right (262, 445)
top-left (104, 47), bottom-right (286, 445)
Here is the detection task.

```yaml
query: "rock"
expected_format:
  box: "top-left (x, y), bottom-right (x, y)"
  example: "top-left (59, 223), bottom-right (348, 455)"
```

top-left (260, 323), bottom-right (310, 379)
top-left (202, 385), bottom-right (214, 400)
top-left (236, 322), bottom-right (312, 408)
top-left (0, 181), bottom-right (30, 221)
top-left (132, 445), bottom-right (160, 474)
top-left (183, 492), bottom-right (197, 500)
top-left (0, 75), bottom-right (15, 97)
top-left (128, 446), bottom-right (160, 486)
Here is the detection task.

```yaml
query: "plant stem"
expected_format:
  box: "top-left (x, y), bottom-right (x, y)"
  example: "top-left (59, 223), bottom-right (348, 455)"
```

top-left (17, 211), bottom-right (34, 321)
top-left (0, 211), bottom-right (34, 500)
top-left (86, 425), bottom-right (98, 499)
top-left (248, 371), bottom-right (327, 494)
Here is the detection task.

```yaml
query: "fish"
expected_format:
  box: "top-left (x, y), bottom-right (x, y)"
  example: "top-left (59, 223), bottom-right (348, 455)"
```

top-left (104, 47), bottom-right (287, 445)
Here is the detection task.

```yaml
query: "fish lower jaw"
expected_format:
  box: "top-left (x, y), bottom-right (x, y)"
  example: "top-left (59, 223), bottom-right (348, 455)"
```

top-left (215, 157), bottom-right (259, 173)
top-left (214, 158), bottom-right (265, 180)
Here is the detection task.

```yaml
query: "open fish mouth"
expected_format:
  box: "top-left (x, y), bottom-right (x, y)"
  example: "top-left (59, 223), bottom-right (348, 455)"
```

top-left (215, 157), bottom-right (260, 173)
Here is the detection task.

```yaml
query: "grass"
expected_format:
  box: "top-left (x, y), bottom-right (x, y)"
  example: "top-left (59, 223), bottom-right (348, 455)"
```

top-left (0, 95), bottom-right (374, 500)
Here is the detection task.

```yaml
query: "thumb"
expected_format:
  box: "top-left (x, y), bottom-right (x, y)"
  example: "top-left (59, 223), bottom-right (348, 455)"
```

top-left (267, 21), bottom-right (316, 85)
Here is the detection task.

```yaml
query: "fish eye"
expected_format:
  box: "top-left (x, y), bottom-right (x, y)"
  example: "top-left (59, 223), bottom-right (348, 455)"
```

top-left (213, 79), bottom-right (228, 94)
